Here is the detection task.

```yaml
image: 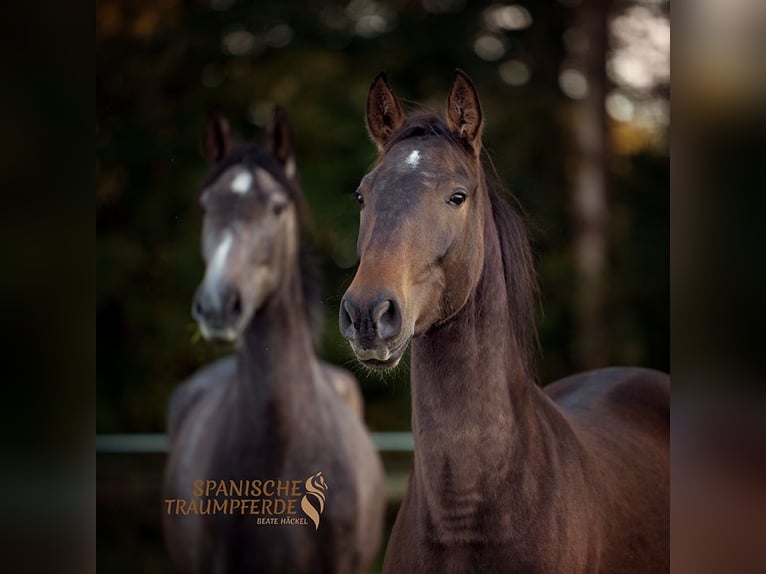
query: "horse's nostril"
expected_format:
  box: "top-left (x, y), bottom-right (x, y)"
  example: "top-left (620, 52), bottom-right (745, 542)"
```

top-left (227, 290), bottom-right (242, 317)
top-left (192, 297), bottom-right (205, 320)
top-left (373, 300), bottom-right (391, 323)
top-left (375, 298), bottom-right (402, 341)
top-left (340, 297), bottom-right (360, 339)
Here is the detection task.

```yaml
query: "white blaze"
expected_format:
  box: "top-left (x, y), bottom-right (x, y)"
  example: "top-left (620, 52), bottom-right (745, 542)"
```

top-left (405, 149), bottom-right (421, 168)
top-left (206, 232), bottom-right (233, 287)
top-left (231, 170), bottom-right (252, 194)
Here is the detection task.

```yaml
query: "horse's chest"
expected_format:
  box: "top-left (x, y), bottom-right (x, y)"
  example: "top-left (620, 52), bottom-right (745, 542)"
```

top-left (386, 488), bottom-right (586, 574)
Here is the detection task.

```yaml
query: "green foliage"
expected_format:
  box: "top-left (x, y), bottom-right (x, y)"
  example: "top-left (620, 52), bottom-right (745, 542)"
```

top-left (97, 0), bottom-right (668, 433)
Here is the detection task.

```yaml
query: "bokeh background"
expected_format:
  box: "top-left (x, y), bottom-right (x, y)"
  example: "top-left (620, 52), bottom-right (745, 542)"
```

top-left (97, 0), bottom-right (669, 572)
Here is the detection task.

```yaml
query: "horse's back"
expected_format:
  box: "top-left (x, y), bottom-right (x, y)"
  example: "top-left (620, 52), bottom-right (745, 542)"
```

top-left (546, 367), bottom-right (669, 573)
top-left (544, 366), bottom-right (669, 485)
top-left (546, 366), bottom-right (669, 434)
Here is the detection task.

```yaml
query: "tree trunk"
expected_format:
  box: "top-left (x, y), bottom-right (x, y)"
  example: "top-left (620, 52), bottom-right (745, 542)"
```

top-left (571, 0), bottom-right (611, 369)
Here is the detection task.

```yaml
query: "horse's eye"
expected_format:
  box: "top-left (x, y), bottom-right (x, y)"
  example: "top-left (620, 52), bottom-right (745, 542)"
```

top-left (354, 192), bottom-right (365, 207)
top-left (272, 201), bottom-right (286, 216)
top-left (448, 190), bottom-right (467, 207)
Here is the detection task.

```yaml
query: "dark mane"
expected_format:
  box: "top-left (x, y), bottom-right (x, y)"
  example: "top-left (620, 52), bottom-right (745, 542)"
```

top-left (202, 143), bottom-right (324, 342)
top-left (384, 112), bottom-right (464, 152)
top-left (385, 113), bottom-right (540, 381)
top-left (484, 167), bottom-right (540, 383)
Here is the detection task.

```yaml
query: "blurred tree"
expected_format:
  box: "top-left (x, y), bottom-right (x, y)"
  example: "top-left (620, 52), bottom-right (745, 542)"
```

top-left (569, 0), bottom-right (612, 368)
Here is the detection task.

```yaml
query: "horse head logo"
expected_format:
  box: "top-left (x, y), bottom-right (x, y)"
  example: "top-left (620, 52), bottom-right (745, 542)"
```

top-left (300, 472), bottom-right (328, 530)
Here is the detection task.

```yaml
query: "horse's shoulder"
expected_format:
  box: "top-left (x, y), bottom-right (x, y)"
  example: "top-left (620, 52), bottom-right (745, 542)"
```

top-left (319, 360), bottom-right (354, 381)
top-left (318, 360), bottom-right (364, 419)
top-left (167, 355), bottom-right (236, 438)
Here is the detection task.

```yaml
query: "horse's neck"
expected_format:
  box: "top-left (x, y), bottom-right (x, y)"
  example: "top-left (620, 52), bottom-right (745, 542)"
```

top-left (411, 222), bottom-right (526, 478)
top-left (235, 265), bottom-right (319, 425)
top-left (409, 203), bottom-right (563, 539)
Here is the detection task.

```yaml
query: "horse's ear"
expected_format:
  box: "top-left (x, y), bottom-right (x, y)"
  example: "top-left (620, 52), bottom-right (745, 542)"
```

top-left (366, 72), bottom-right (405, 151)
top-left (267, 106), bottom-right (297, 180)
top-left (446, 69), bottom-right (484, 157)
top-left (203, 109), bottom-right (232, 163)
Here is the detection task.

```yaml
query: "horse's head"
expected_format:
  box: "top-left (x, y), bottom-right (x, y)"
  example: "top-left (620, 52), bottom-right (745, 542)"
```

top-left (192, 107), bottom-right (302, 343)
top-left (340, 71), bottom-right (489, 369)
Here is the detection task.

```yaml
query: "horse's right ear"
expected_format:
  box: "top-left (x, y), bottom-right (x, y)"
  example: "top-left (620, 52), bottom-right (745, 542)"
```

top-left (446, 69), bottom-right (484, 157)
top-left (366, 72), bottom-right (405, 151)
top-left (203, 109), bottom-right (232, 163)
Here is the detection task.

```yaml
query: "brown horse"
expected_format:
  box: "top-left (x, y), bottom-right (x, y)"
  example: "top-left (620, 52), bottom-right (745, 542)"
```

top-left (163, 107), bottom-right (384, 573)
top-left (340, 71), bottom-right (669, 573)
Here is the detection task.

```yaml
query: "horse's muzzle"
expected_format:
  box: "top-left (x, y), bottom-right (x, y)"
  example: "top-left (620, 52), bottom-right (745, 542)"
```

top-left (340, 291), bottom-right (407, 369)
top-left (192, 281), bottom-right (243, 342)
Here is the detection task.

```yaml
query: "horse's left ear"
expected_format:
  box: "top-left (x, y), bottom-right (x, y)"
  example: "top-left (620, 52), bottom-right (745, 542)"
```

top-left (267, 106), bottom-right (297, 181)
top-left (446, 69), bottom-right (484, 157)
top-left (366, 72), bottom-right (405, 152)
top-left (203, 109), bottom-right (233, 163)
